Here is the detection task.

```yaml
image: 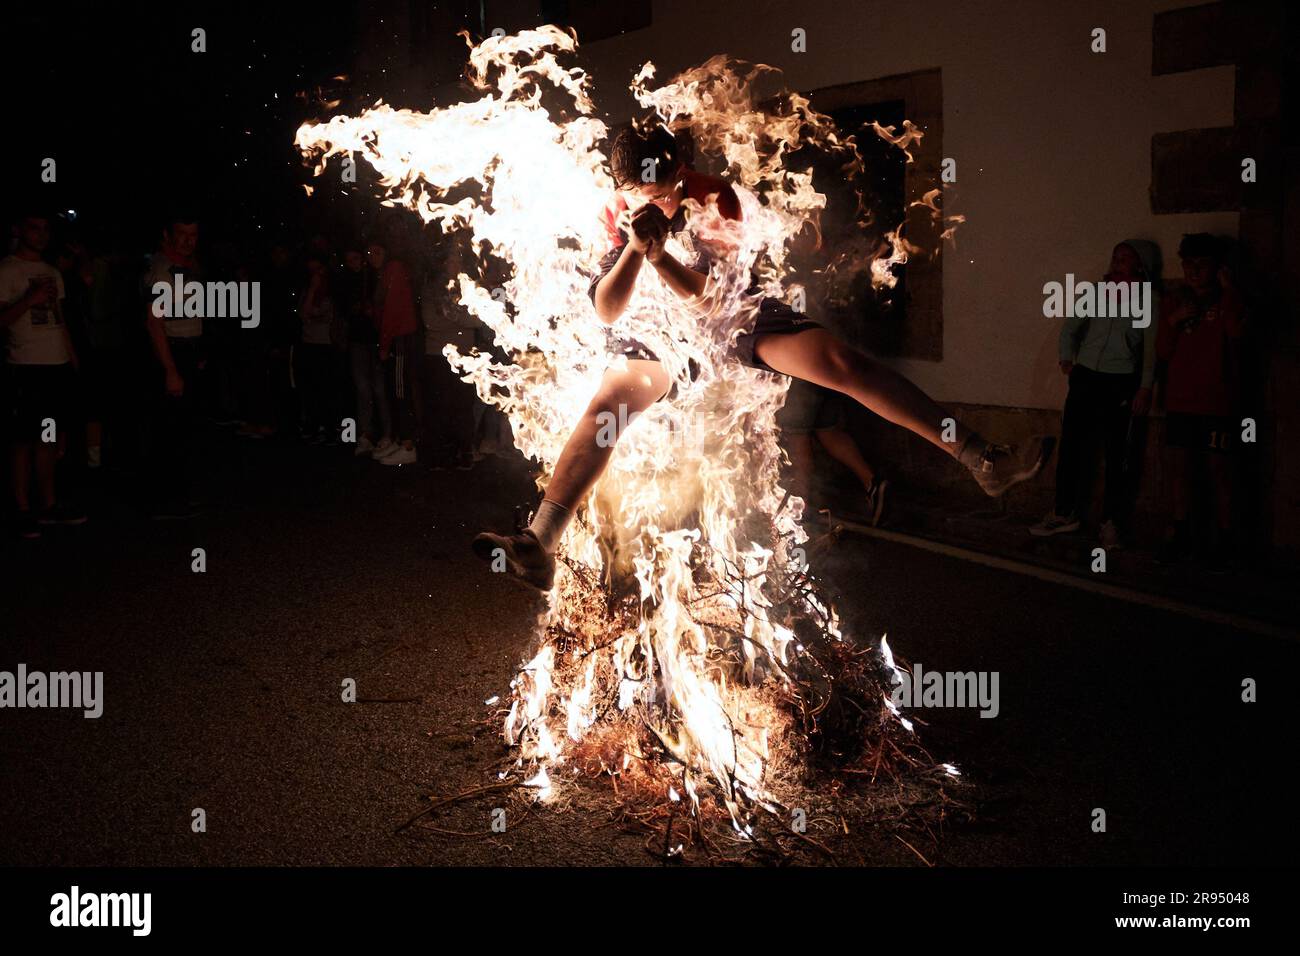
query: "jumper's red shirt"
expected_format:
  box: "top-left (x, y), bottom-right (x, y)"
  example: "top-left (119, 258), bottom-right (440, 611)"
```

top-left (598, 169), bottom-right (742, 250)
top-left (588, 170), bottom-right (742, 304)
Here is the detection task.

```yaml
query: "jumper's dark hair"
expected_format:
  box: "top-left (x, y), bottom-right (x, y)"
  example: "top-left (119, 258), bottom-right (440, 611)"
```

top-left (1178, 232), bottom-right (1222, 262)
top-left (609, 122), bottom-right (682, 189)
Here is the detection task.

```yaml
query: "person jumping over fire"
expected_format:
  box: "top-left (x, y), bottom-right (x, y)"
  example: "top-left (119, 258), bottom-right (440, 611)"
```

top-left (474, 123), bottom-right (1053, 589)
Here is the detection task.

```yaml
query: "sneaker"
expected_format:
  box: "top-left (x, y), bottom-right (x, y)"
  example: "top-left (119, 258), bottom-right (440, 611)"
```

top-left (37, 504), bottom-right (88, 526)
top-left (472, 528), bottom-right (556, 591)
top-left (1098, 519), bottom-right (1124, 551)
top-left (380, 445), bottom-right (417, 466)
top-left (371, 438), bottom-right (396, 460)
top-left (15, 511), bottom-right (40, 539)
top-left (969, 436), bottom-right (1055, 498)
top-left (353, 436), bottom-right (376, 457)
top-left (1029, 511), bottom-right (1081, 537)
top-left (865, 478), bottom-right (888, 527)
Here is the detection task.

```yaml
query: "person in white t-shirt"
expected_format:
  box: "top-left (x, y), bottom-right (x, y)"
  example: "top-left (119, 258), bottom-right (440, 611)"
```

top-left (0, 211), bottom-right (86, 538)
top-left (143, 214), bottom-right (204, 519)
top-left (296, 254), bottom-right (342, 442)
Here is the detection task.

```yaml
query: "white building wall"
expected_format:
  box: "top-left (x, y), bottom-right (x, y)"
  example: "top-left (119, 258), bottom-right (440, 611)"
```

top-left (577, 0), bottom-right (1239, 409)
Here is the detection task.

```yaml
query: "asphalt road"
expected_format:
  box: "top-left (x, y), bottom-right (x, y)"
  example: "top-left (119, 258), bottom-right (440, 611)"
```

top-left (1, 432), bottom-right (1294, 866)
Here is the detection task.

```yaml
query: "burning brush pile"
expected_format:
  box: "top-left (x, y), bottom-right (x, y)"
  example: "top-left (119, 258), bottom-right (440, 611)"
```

top-left (298, 27), bottom-right (963, 843)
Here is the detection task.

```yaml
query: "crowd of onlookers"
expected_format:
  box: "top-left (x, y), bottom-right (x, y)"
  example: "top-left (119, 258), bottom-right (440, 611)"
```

top-left (0, 207), bottom-right (509, 538)
top-left (2, 206), bottom-right (1255, 573)
top-left (778, 233), bottom-right (1254, 573)
top-left (1032, 234), bottom-right (1250, 572)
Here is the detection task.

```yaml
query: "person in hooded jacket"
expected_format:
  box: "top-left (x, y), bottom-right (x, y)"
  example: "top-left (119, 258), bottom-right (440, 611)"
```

top-left (1032, 240), bottom-right (1159, 549)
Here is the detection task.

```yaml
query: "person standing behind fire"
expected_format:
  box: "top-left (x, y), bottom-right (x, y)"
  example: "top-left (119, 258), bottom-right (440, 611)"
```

top-left (1, 209), bottom-right (86, 538)
top-left (421, 242), bottom-right (480, 470)
top-left (1032, 240), bottom-right (1158, 549)
top-left (339, 246), bottom-right (389, 456)
top-left (368, 238), bottom-right (419, 466)
top-left (143, 211), bottom-right (204, 520)
top-left (777, 222), bottom-right (889, 525)
top-left (297, 254), bottom-right (340, 443)
top-left (1154, 233), bottom-right (1247, 571)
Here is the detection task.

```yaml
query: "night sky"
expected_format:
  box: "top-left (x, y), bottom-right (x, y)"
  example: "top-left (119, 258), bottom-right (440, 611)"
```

top-left (3, 2), bottom-right (373, 250)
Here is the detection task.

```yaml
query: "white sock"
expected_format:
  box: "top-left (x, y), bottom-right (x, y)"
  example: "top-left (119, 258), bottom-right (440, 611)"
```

top-left (528, 500), bottom-right (572, 552)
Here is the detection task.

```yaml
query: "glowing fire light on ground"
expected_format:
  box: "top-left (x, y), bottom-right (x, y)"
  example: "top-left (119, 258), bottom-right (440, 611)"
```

top-left (297, 27), bottom-right (955, 831)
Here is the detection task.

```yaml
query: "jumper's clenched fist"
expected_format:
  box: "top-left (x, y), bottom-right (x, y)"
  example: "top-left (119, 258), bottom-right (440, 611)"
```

top-left (624, 204), bottom-right (671, 255)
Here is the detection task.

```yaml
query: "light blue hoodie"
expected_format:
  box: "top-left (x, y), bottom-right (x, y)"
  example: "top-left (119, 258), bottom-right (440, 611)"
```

top-left (1058, 239), bottom-right (1159, 388)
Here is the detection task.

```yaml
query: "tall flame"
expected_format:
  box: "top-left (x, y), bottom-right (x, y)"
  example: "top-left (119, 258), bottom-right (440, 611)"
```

top-left (297, 27), bottom-right (928, 824)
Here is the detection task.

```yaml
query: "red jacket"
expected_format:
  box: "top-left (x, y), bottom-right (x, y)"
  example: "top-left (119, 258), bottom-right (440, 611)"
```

top-left (375, 260), bottom-right (417, 357)
top-left (1156, 288), bottom-right (1247, 416)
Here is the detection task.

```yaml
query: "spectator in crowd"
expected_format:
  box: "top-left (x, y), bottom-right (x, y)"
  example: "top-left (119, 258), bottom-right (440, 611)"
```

top-left (1032, 240), bottom-right (1158, 549)
top-left (774, 222), bottom-right (887, 524)
top-left (143, 211), bottom-right (204, 519)
top-left (1, 210), bottom-right (86, 537)
top-left (1155, 233), bottom-right (1247, 570)
top-left (339, 246), bottom-right (389, 456)
top-left (779, 379), bottom-right (888, 525)
top-left (296, 254), bottom-right (340, 443)
top-left (421, 243), bottom-right (479, 470)
top-left (368, 238), bottom-right (419, 466)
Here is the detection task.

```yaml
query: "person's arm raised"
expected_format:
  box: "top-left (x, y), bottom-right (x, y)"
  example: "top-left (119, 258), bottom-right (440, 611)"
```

top-left (593, 244), bottom-right (646, 324)
top-left (647, 240), bottom-right (706, 299)
top-left (592, 205), bottom-right (670, 324)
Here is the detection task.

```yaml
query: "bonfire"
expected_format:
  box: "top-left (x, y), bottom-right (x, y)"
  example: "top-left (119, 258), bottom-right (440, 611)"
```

top-left (297, 26), bottom-right (963, 852)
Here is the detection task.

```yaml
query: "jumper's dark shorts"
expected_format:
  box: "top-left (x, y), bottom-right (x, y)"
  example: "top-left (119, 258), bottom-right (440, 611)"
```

top-left (4, 362), bottom-right (76, 442)
top-left (777, 379), bottom-right (846, 435)
top-left (606, 296), bottom-right (823, 375)
top-left (1164, 413), bottom-right (1236, 455)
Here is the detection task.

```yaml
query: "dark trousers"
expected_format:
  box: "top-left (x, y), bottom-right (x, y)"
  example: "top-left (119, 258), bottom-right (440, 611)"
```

top-left (296, 343), bottom-right (342, 433)
top-left (385, 334), bottom-right (421, 444)
top-left (154, 339), bottom-right (202, 502)
top-left (422, 353), bottom-right (476, 460)
top-left (349, 342), bottom-right (390, 441)
top-left (1054, 365), bottom-right (1137, 522)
